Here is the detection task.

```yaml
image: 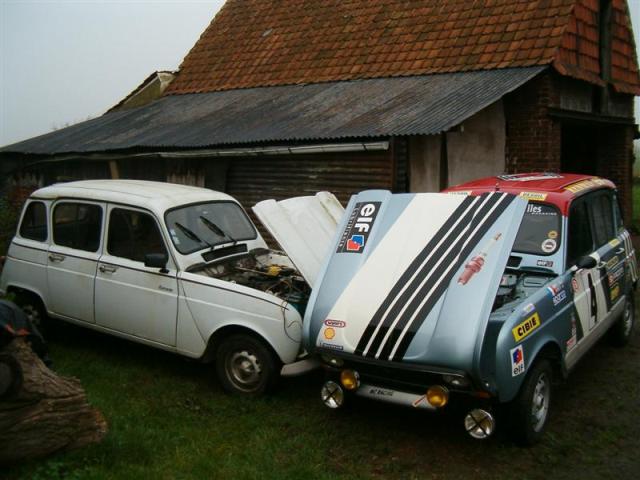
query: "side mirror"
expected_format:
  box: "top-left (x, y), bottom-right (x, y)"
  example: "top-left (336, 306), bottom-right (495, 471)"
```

top-left (575, 255), bottom-right (597, 270)
top-left (144, 253), bottom-right (169, 273)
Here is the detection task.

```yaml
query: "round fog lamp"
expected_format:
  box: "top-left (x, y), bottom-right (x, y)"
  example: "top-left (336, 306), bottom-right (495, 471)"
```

top-left (340, 370), bottom-right (360, 391)
top-left (464, 409), bottom-right (495, 440)
top-left (321, 381), bottom-right (344, 409)
top-left (426, 385), bottom-right (449, 408)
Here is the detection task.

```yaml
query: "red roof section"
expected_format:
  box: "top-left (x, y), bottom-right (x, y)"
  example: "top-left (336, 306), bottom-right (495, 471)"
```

top-left (445, 173), bottom-right (617, 215)
top-left (165, 0), bottom-right (640, 96)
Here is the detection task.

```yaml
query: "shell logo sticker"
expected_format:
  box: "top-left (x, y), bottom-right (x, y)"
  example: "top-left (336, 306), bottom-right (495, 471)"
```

top-left (512, 313), bottom-right (541, 342)
top-left (324, 328), bottom-right (336, 340)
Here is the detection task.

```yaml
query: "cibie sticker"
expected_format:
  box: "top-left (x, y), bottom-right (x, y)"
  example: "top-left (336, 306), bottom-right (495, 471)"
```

top-left (512, 312), bottom-right (541, 342)
top-left (337, 202), bottom-right (381, 254)
top-left (541, 239), bottom-right (557, 253)
top-left (511, 345), bottom-right (525, 377)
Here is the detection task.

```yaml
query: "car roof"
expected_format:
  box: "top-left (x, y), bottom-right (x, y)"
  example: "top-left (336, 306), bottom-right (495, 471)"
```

top-left (30, 180), bottom-right (237, 216)
top-left (445, 173), bottom-right (616, 215)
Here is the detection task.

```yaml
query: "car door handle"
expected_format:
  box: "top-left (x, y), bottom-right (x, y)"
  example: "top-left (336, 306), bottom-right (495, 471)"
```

top-left (99, 264), bottom-right (118, 274)
top-left (48, 253), bottom-right (66, 263)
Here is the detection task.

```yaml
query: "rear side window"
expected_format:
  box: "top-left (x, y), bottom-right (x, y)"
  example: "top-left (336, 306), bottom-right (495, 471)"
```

top-left (19, 201), bottom-right (48, 242)
top-left (591, 194), bottom-right (615, 247)
top-left (107, 208), bottom-right (167, 263)
top-left (53, 203), bottom-right (103, 252)
top-left (567, 201), bottom-right (594, 267)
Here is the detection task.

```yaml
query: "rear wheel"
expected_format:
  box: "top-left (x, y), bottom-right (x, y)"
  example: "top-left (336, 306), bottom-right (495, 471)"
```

top-left (509, 359), bottom-right (553, 446)
top-left (215, 334), bottom-right (280, 396)
top-left (609, 295), bottom-right (634, 347)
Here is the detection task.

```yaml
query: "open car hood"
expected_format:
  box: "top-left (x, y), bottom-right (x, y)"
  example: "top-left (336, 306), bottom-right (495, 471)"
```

top-left (303, 190), bottom-right (528, 371)
top-left (253, 192), bottom-right (345, 287)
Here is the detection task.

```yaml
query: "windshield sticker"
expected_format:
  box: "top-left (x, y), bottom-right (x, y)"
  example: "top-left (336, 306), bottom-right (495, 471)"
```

top-left (548, 230), bottom-right (558, 239)
top-left (519, 192), bottom-right (548, 201)
top-left (537, 260), bottom-right (554, 268)
top-left (541, 239), bottom-right (556, 253)
top-left (337, 202), bottom-right (381, 254)
top-left (510, 345), bottom-right (525, 376)
top-left (512, 313), bottom-right (541, 342)
top-left (499, 173), bottom-right (562, 182)
top-left (447, 190), bottom-right (472, 196)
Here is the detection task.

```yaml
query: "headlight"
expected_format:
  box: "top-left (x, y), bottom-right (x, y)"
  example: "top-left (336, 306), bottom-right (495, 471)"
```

top-left (340, 370), bottom-right (360, 391)
top-left (443, 374), bottom-right (470, 388)
top-left (320, 354), bottom-right (344, 368)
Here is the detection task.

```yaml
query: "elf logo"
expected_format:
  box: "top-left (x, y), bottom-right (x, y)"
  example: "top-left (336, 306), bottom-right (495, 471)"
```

top-left (337, 201), bottom-right (381, 254)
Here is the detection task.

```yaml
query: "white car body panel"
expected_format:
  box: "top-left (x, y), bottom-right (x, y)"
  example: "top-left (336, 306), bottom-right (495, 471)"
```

top-left (253, 192), bottom-right (344, 287)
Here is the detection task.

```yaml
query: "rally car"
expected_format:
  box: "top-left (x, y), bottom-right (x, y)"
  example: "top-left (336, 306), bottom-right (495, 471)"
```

top-left (301, 173), bottom-right (637, 445)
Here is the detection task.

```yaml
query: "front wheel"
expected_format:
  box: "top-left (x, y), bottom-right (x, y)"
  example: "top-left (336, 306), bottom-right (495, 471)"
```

top-left (215, 334), bottom-right (280, 396)
top-left (609, 295), bottom-right (634, 347)
top-left (508, 359), bottom-right (553, 446)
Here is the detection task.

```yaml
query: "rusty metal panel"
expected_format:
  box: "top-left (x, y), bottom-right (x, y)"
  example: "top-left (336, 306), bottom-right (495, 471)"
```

top-left (1, 68), bottom-right (546, 156)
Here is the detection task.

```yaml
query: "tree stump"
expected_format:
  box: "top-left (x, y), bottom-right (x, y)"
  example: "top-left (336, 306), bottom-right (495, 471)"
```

top-left (0, 338), bottom-right (108, 466)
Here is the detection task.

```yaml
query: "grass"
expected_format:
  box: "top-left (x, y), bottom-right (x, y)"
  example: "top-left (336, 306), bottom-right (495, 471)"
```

top-left (2, 302), bottom-right (640, 480)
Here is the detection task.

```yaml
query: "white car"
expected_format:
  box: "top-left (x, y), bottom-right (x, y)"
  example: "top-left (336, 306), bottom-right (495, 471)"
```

top-left (0, 180), bottom-right (342, 395)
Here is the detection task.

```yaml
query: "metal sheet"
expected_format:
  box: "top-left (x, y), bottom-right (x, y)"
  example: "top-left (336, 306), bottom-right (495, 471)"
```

top-left (1, 67), bottom-right (546, 155)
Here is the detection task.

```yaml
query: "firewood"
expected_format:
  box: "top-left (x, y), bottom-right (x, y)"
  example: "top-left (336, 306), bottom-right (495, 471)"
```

top-left (0, 338), bottom-right (107, 465)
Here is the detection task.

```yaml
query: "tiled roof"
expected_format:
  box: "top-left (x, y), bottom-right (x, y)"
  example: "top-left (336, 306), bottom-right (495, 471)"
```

top-left (163, 0), bottom-right (640, 96)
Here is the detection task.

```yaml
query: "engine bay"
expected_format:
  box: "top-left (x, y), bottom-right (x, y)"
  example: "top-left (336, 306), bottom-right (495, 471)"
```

top-left (190, 249), bottom-right (311, 313)
top-left (493, 268), bottom-right (556, 312)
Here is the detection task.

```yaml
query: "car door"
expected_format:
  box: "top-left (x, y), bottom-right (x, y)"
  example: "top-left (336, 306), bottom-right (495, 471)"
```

top-left (94, 205), bottom-right (178, 346)
top-left (47, 201), bottom-right (105, 323)
top-left (565, 190), bottom-right (622, 365)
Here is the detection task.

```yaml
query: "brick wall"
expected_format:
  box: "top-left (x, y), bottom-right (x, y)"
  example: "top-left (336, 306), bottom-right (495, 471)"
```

top-left (504, 71), bottom-right (562, 173)
top-left (596, 125), bottom-right (635, 221)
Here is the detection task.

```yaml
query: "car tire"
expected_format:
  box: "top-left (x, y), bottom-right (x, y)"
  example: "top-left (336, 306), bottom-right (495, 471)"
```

top-left (609, 295), bottom-right (634, 347)
top-left (14, 293), bottom-right (46, 334)
top-left (508, 359), bottom-right (553, 446)
top-left (0, 354), bottom-right (23, 400)
top-left (215, 334), bottom-right (280, 396)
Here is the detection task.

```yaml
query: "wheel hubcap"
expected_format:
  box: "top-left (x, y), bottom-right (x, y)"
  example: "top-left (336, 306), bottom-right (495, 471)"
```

top-left (531, 373), bottom-right (550, 432)
top-left (622, 302), bottom-right (633, 338)
top-left (227, 350), bottom-right (262, 391)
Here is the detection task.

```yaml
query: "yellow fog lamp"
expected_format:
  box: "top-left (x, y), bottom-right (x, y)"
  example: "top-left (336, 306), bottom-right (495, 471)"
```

top-left (340, 370), bottom-right (361, 391)
top-left (426, 385), bottom-right (449, 408)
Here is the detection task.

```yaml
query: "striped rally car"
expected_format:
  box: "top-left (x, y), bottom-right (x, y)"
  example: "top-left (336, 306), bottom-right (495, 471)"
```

top-left (304, 173), bottom-right (637, 445)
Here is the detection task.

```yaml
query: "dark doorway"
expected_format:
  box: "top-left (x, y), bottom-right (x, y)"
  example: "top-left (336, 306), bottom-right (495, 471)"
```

top-left (561, 124), bottom-right (599, 175)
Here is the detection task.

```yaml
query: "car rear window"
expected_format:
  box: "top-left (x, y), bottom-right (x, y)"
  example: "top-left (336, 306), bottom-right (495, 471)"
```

top-left (513, 203), bottom-right (561, 256)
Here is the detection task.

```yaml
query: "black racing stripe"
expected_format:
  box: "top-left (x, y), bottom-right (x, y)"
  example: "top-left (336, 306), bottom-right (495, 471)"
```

top-left (388, 194), bottom-right (516, 361)
top-left (375, 193), bottom-right (509, 360)
top-left (353, 195), bottom-right (478, 355)
top-left (361, 196), bottom-right (486, 357)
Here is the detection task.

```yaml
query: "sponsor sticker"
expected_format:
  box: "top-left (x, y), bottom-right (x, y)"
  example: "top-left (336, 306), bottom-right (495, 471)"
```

top-left (565, 178), bottom-right (609, 194)
top-left (511, 345), bottom-right (525, 377)
top-left (547, 284), bottom-right (567, 306)
top-left (520, 192), bottom-right (548, 201)
top-left (537, 260), bottom-right (554, 268)
top-left (337, 202), bottom-right (381, 254)
top-left (368, 387), bottom-right (394, 397)
top-left (324, 327), bottom-right (336, 340)
top-left (548, 230), bottom-right (558, 239)
top-left (321, 343), bottom-right (343, 351)
top-left (606, 256), bottom-right (620, 270)
top-left (324, 319), bottom-right (346, 328)
top-left (523, 303), bottom-right (535, 314)
top-left (609, 238), bottom-right (621, 248)
top-left (512, 312), bottom-right (541, 342)
top-left (611, 285), bottom-right (621, 302)
top-left (541, 238), bottom-right (557, 253)
top-left (572, 278), bottom-right (579, 293)
top-left (566, 315), bottom-right (578, 351)
top-left (499, 173), bottom-right (562, 182)
top-left (447, 190), bottom-right (472, 196)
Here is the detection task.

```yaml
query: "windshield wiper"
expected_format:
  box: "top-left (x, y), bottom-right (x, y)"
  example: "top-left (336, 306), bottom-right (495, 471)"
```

top-left (199, 216), bottom-right (237, 245)
top-left (174, 222), bottom-right (213, 250)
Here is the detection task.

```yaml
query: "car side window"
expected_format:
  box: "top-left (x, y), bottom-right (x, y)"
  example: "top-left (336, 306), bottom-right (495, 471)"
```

top-left (613, 194), bottom-right (624, 233)
top-left (19, 201), bottom-right (48, 242)
top-left (567, 200), bottom-right (594, 267)
top-left (107, 208), bottom-right (167, 263)
top-left (591, 193), bottom-right (615, 247)
top-left (53, 202), bottom-right (103, 252)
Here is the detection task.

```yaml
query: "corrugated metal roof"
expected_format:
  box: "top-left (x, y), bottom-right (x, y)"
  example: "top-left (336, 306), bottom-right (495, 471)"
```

top-left (1, 67), bottom-right (545, 156)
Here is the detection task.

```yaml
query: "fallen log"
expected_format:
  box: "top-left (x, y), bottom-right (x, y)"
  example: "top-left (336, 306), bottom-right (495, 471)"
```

top-left (0, 338), bottom-right (108, 466)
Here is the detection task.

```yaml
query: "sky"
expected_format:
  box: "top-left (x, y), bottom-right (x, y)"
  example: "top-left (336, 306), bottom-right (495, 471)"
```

top-left (1, 0), bottom-right (640, 147)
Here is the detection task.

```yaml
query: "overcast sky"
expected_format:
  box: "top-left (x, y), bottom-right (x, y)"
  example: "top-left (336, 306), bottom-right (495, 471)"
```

top-left (1, 0), bottom-right (640, 147)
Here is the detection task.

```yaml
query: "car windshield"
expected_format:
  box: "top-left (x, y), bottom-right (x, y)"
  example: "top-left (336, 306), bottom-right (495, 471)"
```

top-left (513, 203), bottom-right (561, 256)
top-left (165, 202), bottom-right (257, 254)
